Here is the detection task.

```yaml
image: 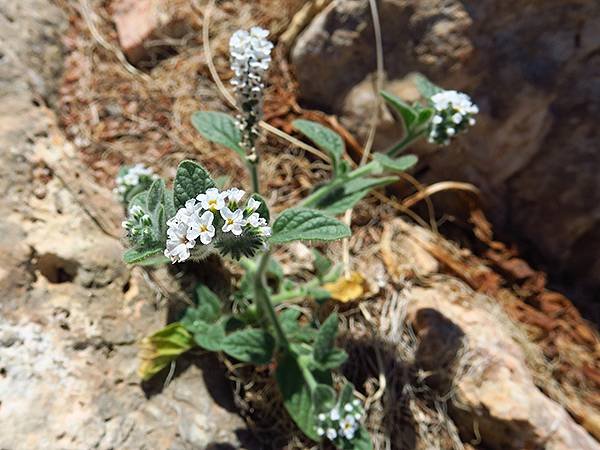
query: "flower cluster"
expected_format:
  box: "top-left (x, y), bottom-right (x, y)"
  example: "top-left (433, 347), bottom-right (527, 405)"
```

top-left (114, 164), bottom-right (158, 201)
top-left (164, 187), bottom-right (271, 263)
top-left (428, 90), bottom-right (479, 145)
top-left (317, 400), bottom-right (364, 444)
top-left (229, 27), bottom-right (274, 153)
top-left (122, 205), bottom-right (154, 245)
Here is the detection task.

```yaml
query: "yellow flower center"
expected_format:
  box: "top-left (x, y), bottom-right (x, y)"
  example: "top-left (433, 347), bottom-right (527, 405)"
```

top-left (227, 218), bottom-right (234, 225)
top-left (208, 199), bottom-right (217, 208)
top-left (199, 224), bottom-right (208, 232)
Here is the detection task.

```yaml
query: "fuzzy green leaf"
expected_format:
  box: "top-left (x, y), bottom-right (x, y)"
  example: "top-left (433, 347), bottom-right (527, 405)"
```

top-left (314, 348), bottom-right (348, 370)
top-left (146, 179), bottom-right (165, 213)
top-left (138, 323), bottom-right (194, 381)
top-left (191, 111), bottom-right (244, 157)
top-left (312, 249), bottom-right (333, 280)
top-left (381, 90), bottom-right (418, 131)
top-left (276, 352), bottom-right (331, 441)
top-left (414, 73), bottom-right (444, 99)
top-left (312, 384), bottom-right (337, 413)
top-left (164, 190), bottom-right (177, 219)
top-left (192, 321), bottom-right (226, 352)
top-left (293, 119), bottom-right (344, 173)
top-left (373, 153), bottom-right (418, 173)
top-left (222, 329), bottom-right (275, 365)
top-left (416, 107), bottom-right (434, 126)
top-left (270, 208), bottom-right (350, 244)
top-left (194, 283), bottom-right (221, 322)
top-left (123, 247), bottom-right (169, 266)
top-left (313, 313), bottom-right (339, 364)
top-left (129, 191), bottom-right (148, 212)
top-left (174, 160), bottom-right (216, 209)
top-left (315, 177), bottom-right (398, 215)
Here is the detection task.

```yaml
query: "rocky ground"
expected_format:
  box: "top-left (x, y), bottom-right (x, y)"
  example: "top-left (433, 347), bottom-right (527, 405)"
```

top-left (0, 1), bottom-right (599, 449)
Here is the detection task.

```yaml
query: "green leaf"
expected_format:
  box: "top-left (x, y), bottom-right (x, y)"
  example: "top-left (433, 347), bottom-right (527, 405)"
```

top-left (339, 382), bottom-right (355, 406)
top-left (138, 323), bottom-right (194, 381)
top-left (312, 249), bottom-right (333, 280)
top-left (192, 321), bottom-right (226, 352)
top-left (270, 208), bottom-right (351, 244)
top-left (312, 384), bottom-right (336, 413)
top-left (276, 352), bottom-right (327, 441)
top-left (191, 111), bottom-right (244, 157)
top-left (123, 247), bottom-right (169, 266)
top-left (313, 313), bottom-right (339, 364)
top-left (194, 283), bottom-right (221, 322)
top-left (173, 160), bottom-right (216, 209)
top-left (315, 177), bottom-right (398, 215)
top-left (416, 107), bottom-right (434, 126)
top-left (222, 329), bottom-right (275, 365)
top-left (293, 119), bottom-right (344, 174)
top-left (414, 73), bottom-right (443, 99)
top-left (164, 189), bottom-right (177, 220)
top-left (249, 193), bottom-right (270, 223)
top-left (373, 153), bottom-right (418, 173)
top-left (315, 348), bottom-right (348, 370)
top-left (146, 179), bottom-right (165, 213)
top-left (154, 204), bottom-right (167, 241)
top-left (381, 90), bottom-right (418, 131)
top-left (129, 191), bottom-right (148, 212)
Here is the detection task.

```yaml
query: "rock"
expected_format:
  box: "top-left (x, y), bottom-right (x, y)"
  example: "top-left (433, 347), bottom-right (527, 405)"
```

top-left (405, 280), bottom-right (600, 450)
top-left (0, 1), bottom-right (254, 448)
top-left (291, 0), bottom-right (600, 289)
top-left (112, 0), bottom-right (195, 64)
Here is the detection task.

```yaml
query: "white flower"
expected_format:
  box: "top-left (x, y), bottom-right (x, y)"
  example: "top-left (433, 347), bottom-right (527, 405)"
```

top-left (187, 210), bottom-right (216, 245)
top-left (340, 415), bottom-right (358, 440)
top-left (164, 221), bottom-right (195, 263)
top-left (221, 207), bottom-right (246, 235)
top-left (225, 187), bottom-right (246, 204)
top-left (246, 212), bottom-right (267, 228)
top-left (259, 226), bottom-right (272, 237)
top-left (330, 407), bottom-right (340, 421)
top-left (428, 89), bottom-right (478, 145)
top-left (197, 188), bottom-right (226, 211)
top-left (316, 427), bottom-right (325, 436)
top-left (246, 197), bottom-right (261, 212)
top-left (344, 403), bottom-right (353, 412)
top-left (318, 413), bottom-right (326, 422)
top-left (352, 399), bottom-right (360, 406)
top-left (326, 428), bottom-right (337, 440)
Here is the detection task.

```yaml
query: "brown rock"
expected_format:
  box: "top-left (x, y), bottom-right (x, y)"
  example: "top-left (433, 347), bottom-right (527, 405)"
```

top-left (112, 0), bottom-right (194, 64)
top-left (405, 281), bottom-right (600, 450)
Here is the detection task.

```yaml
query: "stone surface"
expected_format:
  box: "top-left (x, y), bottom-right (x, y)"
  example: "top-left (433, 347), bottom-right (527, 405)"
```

top-left (112, 0), bottom-right (195, 64)
top-left (0, 1), bottom-right (253, 448)
top-left (291, 0), bottom-right (600, 288)
top-left (405, 281), bottom-right (600, 450)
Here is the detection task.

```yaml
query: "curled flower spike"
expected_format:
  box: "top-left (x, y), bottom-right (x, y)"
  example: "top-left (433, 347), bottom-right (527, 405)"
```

top-left (123, 205), bottom-right (154, 245)
top-left (229, 27), bottom-right (274, 153)
top-left (428, 90), bottom-right (478, 146)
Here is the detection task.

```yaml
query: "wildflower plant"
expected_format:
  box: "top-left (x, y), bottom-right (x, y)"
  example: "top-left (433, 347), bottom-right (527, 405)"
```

top-left (117, 26), bottom-right (478, 450)
top-left (113, 163), bottom-right (158, 203)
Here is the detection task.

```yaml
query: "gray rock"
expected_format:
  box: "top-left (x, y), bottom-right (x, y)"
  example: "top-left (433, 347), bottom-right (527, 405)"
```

top-left (291, 0), bottom-right (600, 288)
top-left (0, 1), bottom-right (254, 448)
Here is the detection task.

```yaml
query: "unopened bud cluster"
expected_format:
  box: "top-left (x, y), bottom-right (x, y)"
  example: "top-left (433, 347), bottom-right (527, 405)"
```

top-left (164, 187), bottom-right (271, 263)
top-left (122, 205), bottom-right (154, 245)
top-left (428, 90), bottom-right (478, 145)
top-left (317, 399), bottom-right (364, 444)
top-left (114, 164), bottom-right (158, 201)
top-left (229, 27), bottom-right (274, 153)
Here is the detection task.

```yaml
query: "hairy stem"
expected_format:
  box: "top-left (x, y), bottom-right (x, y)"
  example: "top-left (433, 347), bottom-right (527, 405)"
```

top-left (385, 129), bottom-right (426, 156)
top-left (254, 251), bottom-right (289, 349)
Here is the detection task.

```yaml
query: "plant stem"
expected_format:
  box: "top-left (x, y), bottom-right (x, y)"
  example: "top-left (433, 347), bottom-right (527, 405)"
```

top-left (254, 251), bottom-right (289, 349)
top-left (385, 130), bottom-right (426, 156)
top-left (248, 159), bottom-right (260, 194)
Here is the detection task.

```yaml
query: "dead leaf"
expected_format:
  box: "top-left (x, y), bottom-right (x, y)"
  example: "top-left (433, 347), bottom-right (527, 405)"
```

top-left (322, 272), bottom-right (366, 303)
